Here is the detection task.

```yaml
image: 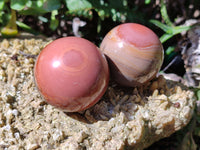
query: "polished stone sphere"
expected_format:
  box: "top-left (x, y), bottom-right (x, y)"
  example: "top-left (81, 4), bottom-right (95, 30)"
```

top-left (34, 37), bottom-right (109, 112)
top-left (100, 23), bottom-right (164, 87)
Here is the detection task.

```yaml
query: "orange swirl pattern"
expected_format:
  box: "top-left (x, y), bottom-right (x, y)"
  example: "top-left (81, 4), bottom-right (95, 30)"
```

top-left (100, 23), bottom-right (164, 87)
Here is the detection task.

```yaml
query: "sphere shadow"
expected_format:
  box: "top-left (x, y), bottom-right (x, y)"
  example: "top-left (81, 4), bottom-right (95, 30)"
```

top-left (65, 78), bottom-right (151, 124)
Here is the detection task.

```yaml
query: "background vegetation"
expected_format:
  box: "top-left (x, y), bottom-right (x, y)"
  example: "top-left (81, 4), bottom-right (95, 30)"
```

top-left (0, 0), bottom-right (200, 149)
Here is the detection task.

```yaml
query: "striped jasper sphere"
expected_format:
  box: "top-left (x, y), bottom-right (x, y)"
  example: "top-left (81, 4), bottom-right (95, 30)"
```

top-left (100, 23), bottom-right (164, 87)
top-left (34, 37), bottom-right (109, 112)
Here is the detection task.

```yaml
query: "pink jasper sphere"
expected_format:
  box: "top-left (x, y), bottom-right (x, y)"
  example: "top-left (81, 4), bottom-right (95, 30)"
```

top-left (100, 23), bottom-right (164, 87)
top-left (34, 37), bottom-right (109, 112)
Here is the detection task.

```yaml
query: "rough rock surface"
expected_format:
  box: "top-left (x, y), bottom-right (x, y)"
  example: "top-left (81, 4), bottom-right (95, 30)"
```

top-left (0, 37), bottom-right (196, 150)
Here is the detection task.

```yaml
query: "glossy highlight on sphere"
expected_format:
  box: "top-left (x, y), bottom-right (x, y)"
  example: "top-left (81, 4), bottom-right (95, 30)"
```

top-left (100, 23), bottom-right (164, 87)
top-left (34, 37), bottom-right (109, 112)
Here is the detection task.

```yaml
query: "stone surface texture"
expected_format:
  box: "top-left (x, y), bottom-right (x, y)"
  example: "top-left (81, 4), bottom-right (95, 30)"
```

top-left (0, 37), bottom-right (196, 150)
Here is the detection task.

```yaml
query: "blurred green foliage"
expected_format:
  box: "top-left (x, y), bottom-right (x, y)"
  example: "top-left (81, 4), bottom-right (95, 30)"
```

top-left (0, 0), bottom-right (145, 37)
top-left (150, 0), bottom-right (191, 43)
top-left (0, 0), bottom-right (194, 46)
top-left (0, 0), bottom-right (63, 35)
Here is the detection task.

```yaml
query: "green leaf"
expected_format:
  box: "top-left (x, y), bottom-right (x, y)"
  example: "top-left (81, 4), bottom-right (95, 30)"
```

top-left (0, 11), bottom-right (3, 23)
top-left (16, 21), bottom-right (40, 35)
top-left (97, 19), bottom-right (101, 33)
top-left (160, 33), bottom-right (174, 43)
top-left (96, 7), bottom-right (110, 20)
top-left (151, 19), bottom-right (191, 43)
top-left (19, 0), bottom-right (61, 15)
top-left (160, 0), bottom-right (173, 26)
top-left (50, 19), bottom-right (58, 31)
top-left (43, 0), bottom-right (61, 12)
top-left (0, 9), bottom-right (9, 25)
top-left (10, 0), bottom-right (28, 11)
top-left (50, 10), bottom-right (59, 31)
top-left (0, 0), bottom-right (5, 10)
top-left (65, 0), bottom-right (92, 11)
top-left (65, 0), bottom-right (94, 18)
top-left (150, 19), bottom-right (173, 34)
top-left (197, 90), bottom-right (200, 100)
top-left (38, 16), bottom-right (48, 23)
top-left (165, 46), bottom-right (175, 55)
top-left (145, 0), bottom-right (151, 4)
top-left (26, 0), bottom-right (43, 8)
top-left (173, 25), bottom-right (191, 35)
